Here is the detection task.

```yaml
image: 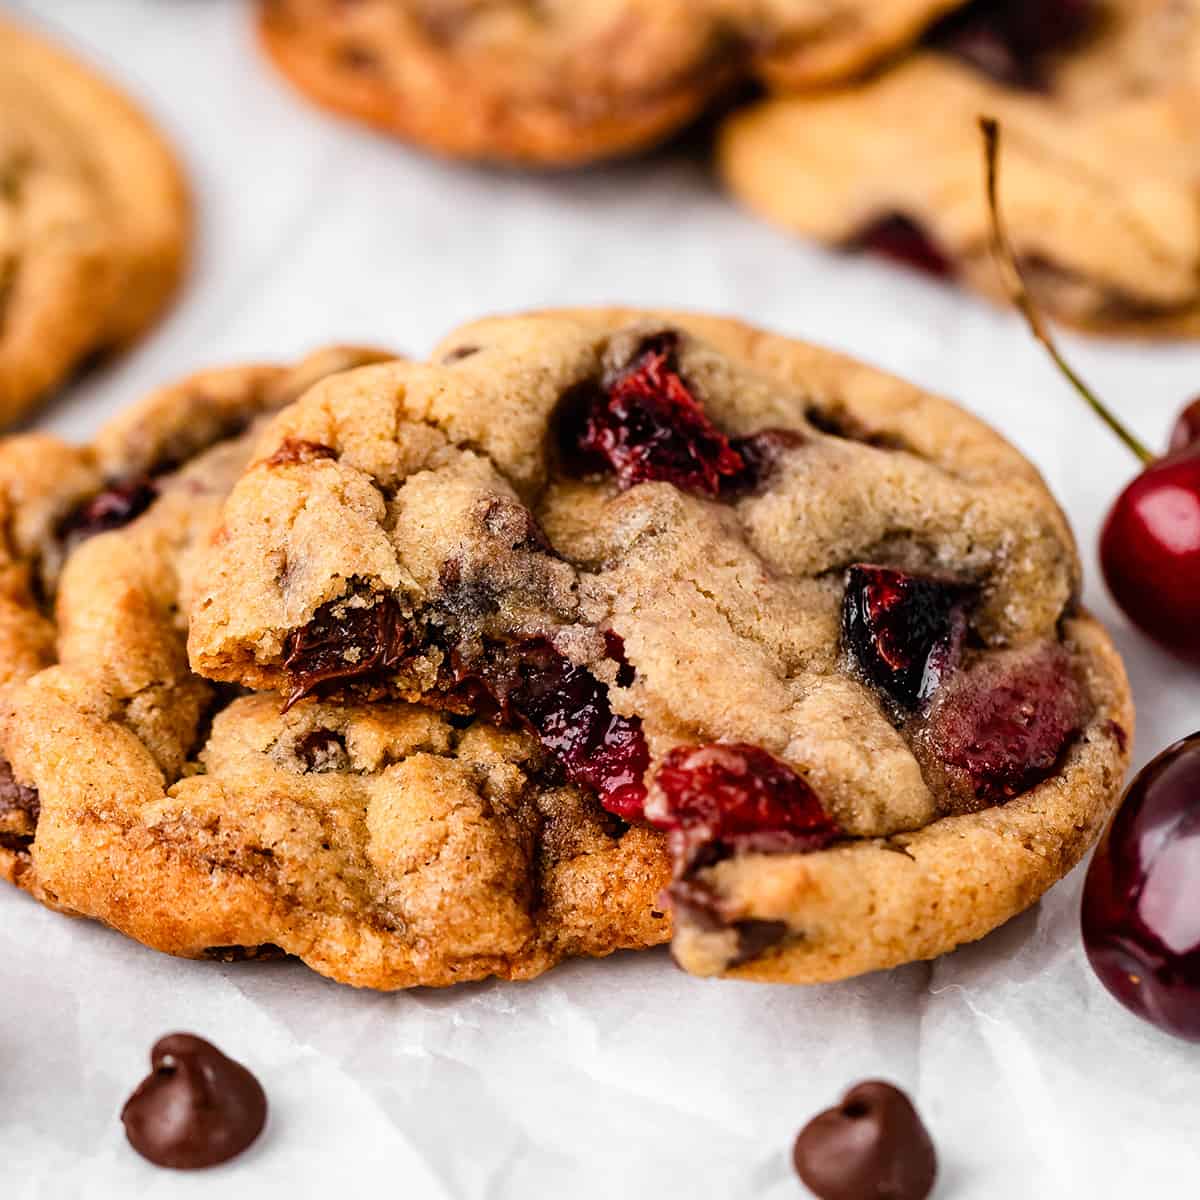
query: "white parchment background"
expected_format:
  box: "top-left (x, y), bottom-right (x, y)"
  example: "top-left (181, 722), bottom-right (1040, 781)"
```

top-left (4, 3), bottom-right (1200, 1196)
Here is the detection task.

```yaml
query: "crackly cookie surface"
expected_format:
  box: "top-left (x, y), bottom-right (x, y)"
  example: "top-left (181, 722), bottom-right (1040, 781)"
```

top-left (188, 310), bottom-right (1132, 982)
top-left (0, 346), bottom-right (670, 988)
top-left (719, 0), bottom-right (1200, 334)
top-left (0, 16), bottom-right (190, 424)
top-left (0, 345), bottom-right (392, 887)
top-left (256, 0), bottom-right (965, 166)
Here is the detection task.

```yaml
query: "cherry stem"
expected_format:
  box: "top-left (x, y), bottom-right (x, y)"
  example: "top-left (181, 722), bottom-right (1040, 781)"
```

top-left (980, 117), bottom-right (1155, 467)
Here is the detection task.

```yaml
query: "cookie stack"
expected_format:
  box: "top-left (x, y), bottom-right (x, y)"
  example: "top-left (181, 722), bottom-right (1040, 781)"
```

top-left (0, 311), bottom-right (1133, 990)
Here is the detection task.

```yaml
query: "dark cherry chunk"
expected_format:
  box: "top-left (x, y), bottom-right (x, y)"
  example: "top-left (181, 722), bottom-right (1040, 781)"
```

top-left (843, 564), bottom-right (977, 711)
top-left (455, 636), bottom-right (649, 821)
top-left (283, 593), bottom-right (408, 709)
top-left (60, 476), bottom-right (158, 543)
top-left (793, 1081), bottom-right (937, 1200)
top-left (651, 743), bottom-right (841, 856)
top-left (121, 1033), bottom-right (267, 1170)
top-left (850, 214), bottom-right (955, 279)
top-left (919, 641), bottom-right (1089, 809)
top-left (572, 332), bottom-right (746, 496)
top-left (925, 0), bottom-right (1096, 88)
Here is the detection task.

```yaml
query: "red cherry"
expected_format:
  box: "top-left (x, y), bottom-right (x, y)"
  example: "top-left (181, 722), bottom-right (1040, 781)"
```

top-left (1099, 452), bottom-right (1200, 658)
top-left (1082, 734), bottom-right (1200, 1041)
top-left (984, 120), bottom-right (1200, 659)
top-left (1168, 397), bottom-right (1200, 456)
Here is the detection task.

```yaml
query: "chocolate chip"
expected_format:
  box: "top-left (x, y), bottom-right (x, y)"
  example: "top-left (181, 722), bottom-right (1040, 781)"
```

top-left (730, 919), bottom-right (789, 967)
top-left (121, 1034), bottom-right (267, 1170)
top-left (293, 730), bottom-right (349, 773)
top-left (441, 344), bottom-right (479, 363)
top-left (793, 1081), bottom-right (937, 1200)
top-left (265, 438), bottom-right (337, 468)
top-left (0, 758), bottom-right (38, 824)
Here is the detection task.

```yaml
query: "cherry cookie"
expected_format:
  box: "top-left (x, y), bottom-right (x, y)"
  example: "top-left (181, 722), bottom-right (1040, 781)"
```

top-left (256, 0), bottom-right (967, 167)
top-left (719, 0), bottom-right (1200, 334)
top-left (0, 347), bottom-right (670, 989)
top-left (186, 310), bottom-right (1132, 982)
top-left (0, 16), bottom-right (189, 425)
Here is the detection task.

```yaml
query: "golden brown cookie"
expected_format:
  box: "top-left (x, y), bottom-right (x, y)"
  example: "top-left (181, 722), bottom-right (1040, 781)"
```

top-left (0, 15), bottom-right (190, 424)
top-left (186, 309), bottom-right (1133, 983)
top-left (719, 0), bottom-right (1200, 334)
top-left (0, 346), bottom-right (393, 888)
top-left (256, 0), bottom-right (966, 166)
top-left (0, 345), bottom-right (671, 989)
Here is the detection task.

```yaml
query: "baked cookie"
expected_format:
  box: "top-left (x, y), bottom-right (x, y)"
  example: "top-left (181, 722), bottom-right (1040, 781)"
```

top-left (719, 0), bottom-right (1200, 334)
top-left (187, 310), bottom-right (1133, 983)
top-left (0, 16), bottom-right (190, 425)
top-left (0, 345), bottom-right (393, 887)
top-left (256, 0), bottom-right (966, 166)
top-left (0, 348), bottom-right (671, 989)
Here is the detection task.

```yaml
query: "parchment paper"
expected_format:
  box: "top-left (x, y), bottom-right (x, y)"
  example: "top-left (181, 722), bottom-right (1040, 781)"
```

top-left (4, 4), bottom-right (1199, 1196)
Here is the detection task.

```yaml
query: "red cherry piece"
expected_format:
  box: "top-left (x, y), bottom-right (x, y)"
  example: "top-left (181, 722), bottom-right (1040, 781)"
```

top-left (851, 214), bottom-right (955, 279)
top-left (1099, 453), bottom-right (1200, 659)
top-left (920, 642), bottom-right (1088, 806)
top-left (842, 564), bottom-right (975, 710)
top-left (577, 333), bottom-right (745, 496)
top-left (1167, 397), bottom-right (1200, 456)
top-left (651, 743), bottom-right (841, 851)
top-left (1082, 733), bottom-right (1200, 1041)
top-left (455, 636), bottom-right (649, 821)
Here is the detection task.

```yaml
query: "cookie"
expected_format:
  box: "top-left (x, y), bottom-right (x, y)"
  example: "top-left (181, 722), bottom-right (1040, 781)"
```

top-left (0, 16), bottom-right (190, 424)
top-left (186, 309), bottom-right (1133, 983)
top-left (719, 0), bottom-right (1200, 334)
top-left (0, 345), bottom-right (393, 887)
top-left (256, 0), bottom-right (966, 166)
top-left (0, 348), bottom-right (671, 989)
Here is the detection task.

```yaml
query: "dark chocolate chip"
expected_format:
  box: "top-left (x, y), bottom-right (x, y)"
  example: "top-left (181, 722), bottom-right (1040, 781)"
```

top-left (265, 438), bottom-right (337, 468)
top-left (441, 345), bottom-right (480, 363)
top-left (0, 758), bottom-right (38, 824)
top-left (293, 730), bottom-right (349, 773)
top-left (121, 1033), bottom-right (267, 1170)
top-left (730, 919), bottom-right (789, 967)
top-left (793, 1081), bottom-right (937, 1200)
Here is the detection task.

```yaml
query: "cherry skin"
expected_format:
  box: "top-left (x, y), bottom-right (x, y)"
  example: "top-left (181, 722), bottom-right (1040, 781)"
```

top-left (1099, 451), bottom-right (1200, 660)
top-left (1168, 397), bottom-right (1200, 456)
top-left (1082, 734), bottom-right (1200, 1041)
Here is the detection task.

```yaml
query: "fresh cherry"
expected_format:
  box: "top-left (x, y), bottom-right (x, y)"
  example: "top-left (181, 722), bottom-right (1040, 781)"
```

top-left (1082, 734), bottom-right (1200, 1041)
top-left (1167, 398), bottom-right (1200, 456)
top-left (984, 120), bottom-right (1200, 660)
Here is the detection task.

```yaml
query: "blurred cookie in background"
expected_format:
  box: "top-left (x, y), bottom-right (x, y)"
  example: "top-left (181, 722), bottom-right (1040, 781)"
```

top-left (255, 0), bottom-right (968, 167)
top-left (0, 15), bottom-right (190, 426)
top-left (719, 0), bottom-right (1200, 335)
